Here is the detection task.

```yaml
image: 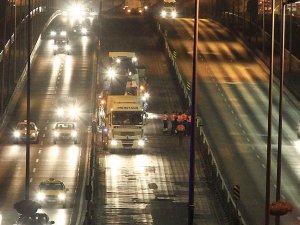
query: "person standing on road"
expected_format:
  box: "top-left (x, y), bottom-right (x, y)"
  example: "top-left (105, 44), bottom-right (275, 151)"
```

top-left (176, 121), bottom-right (185, 146)
top-left (170, 111), bottom-right (176, 135)
top-left (162, 111), bottom-right (168, 133)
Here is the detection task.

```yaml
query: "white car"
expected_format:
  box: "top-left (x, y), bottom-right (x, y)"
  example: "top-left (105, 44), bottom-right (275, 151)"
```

top-left (53, 122), bottom-right (78, 144)
top-left (13, 121), bottom-right (39, 144)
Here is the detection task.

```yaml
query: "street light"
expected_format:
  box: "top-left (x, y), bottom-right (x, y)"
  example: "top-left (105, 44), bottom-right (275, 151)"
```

top-left (274, 1), bottom-right (299, 224)
top-left (106, 67), bottom-right (117, 91)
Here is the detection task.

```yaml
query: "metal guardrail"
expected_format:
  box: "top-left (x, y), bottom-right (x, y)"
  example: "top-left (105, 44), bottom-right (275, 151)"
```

top-left (156, 20), bottom-right (247, 225)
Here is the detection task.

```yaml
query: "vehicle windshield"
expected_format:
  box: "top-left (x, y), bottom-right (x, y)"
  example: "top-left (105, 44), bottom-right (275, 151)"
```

top-left (56, 97), bottom-right (76, 106)
top-left (39, 182), bottom-right (64, 190)
top-left (163, 2), bottom-right (176, 7)
top-left (17, 123), bottom-right (35, 130)
top-left (56, 123), bottom-right (75, 129)
top-left (112, 112), bottom-right (143, 125)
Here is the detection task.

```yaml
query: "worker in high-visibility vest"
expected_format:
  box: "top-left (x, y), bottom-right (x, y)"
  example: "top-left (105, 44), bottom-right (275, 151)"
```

top-left (176, 122), bottom-right (185, 146)
top-left (162, 111), bottom-right (168, 132)
top-left (170, 111), bottom-right (177, 135)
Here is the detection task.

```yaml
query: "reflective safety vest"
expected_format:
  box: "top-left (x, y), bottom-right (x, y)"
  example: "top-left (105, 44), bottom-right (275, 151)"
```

top-left (176, 124), bottom-right (185, 132)
top-left (162, 114), bottom-right (168, 121)
top-left (170, 113), bottom-right (176, 121)
top-left (187, 115), bottom-right (191, 123)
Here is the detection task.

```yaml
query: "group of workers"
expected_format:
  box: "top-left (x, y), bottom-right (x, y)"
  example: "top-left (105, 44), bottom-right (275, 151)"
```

top-left (162, 111), bottom-right (192, 145)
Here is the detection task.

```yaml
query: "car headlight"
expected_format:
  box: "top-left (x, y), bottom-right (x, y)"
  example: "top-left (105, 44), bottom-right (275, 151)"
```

top-left (56, 108), bottom-right (64, 117)
top-left (138, 140), bottom-right (145, 146)
top-left (71, 131), bottom-right (77, 137)
top-left (171, 11), bottom-right (177, 18)
top-left (111, 139), bottom-right (117, 146)
top-left (58, 193), bottom-right (66, 200)
top-left (13, 131), bottom-right (21, 138)
top-left (54, 131), bottom-right (60, 137)
top-left (31, 132), bottom-right (36, 137)
top-left (37, 192), bottom-right (46, 201)
top-left (65, 45), bottom-right (71, 51)
top-left (161, 10), bottom-right (167, 17)
top-left (81, 28), bottom-right (87, 34)
top-left (54, 45), bottom-right (58, 50)
top-left (50, 31), bottom-right (56, 36)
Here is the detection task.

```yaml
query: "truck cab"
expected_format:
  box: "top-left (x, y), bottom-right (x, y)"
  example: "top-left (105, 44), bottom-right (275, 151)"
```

top-left (161, 0), bottom-right (177, 18)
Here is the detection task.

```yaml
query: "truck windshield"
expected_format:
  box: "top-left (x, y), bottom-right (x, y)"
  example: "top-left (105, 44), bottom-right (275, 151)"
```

top-left (163, 2), bottom-right (176, 7)
top-left (112, 112), bottom-right (143, 125)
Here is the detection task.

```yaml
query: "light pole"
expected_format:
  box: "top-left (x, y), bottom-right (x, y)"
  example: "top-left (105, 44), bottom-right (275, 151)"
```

top-left (188, 0), bottom-right (199, 224)
top-left (275, 1), bottom-right (299, 224)
top-left (264, 0), bottom-right (275, 224)
top-left (26, 0), bottom-right (31, 201)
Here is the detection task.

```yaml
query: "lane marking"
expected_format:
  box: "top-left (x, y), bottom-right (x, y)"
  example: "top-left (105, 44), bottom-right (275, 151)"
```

top-left (262, 164), bottom-right (265, 168)
top-left (43, 134), bottom-right (46, 138)
top-left (36, 159), bottom-right (39, 163)
top-left (38, 149), bottom-right (42, 154)
top-left (30, 178), bottom-right (33, 183)
top-left (33, 168), bottom-right (36, 173)
top-left (256, 155), bottom-right (260, 159)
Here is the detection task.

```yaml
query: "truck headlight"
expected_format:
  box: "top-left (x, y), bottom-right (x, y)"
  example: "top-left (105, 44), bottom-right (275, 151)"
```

top-left (171, 11), bottom-right (177, 18)
top-left (69, 107), bottom-right (80, 118)
top-left (161, 10), bottom-right (167, 17)
top-left (60, 31), bottom-right (67, 36)
top-left (138, 140), bottom-right (145, 146)
top-left (111, 140), bottom-right (117, 146)
top-left (58, 193), bottom-right (66, 200)
top-left (81, 28), bottom-right (87, 34)
top-left (50, 31), bottom-right (56, 36)
top-left (56, 108), bottom-right (64, 117)
top-left (13, 131), bottom-right (21, 138)
top-left (65, 45), bottom-right (71, 51)
top-left (54, 131), bottom-right (60, 137)
top-left (71, 131), bottom-right (77, 137)
top-left (37, 192), bottom-right (45, 201)
top-left (31, 133), bottom-right (36, 137)
top-left (132, 57), bottom-right (137, 63)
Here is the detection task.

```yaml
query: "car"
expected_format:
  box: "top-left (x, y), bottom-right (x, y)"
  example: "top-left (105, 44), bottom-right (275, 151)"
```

top-left (53, 37), bottom-right (71, 55)
top-left (16, 213), bottom-right (55, 225)
top-left (49, 27), bottom-right (68, 38)
top-left (36, 178), bottom-right (68, 208)
top-left (72, 23), bottom-right (91, 35)
top-left (53, 122), bottom-right (78, 144)
top-left (13, 121), bottom-right (39, 144)
top-left (54, 97), bottom-right (80, 120)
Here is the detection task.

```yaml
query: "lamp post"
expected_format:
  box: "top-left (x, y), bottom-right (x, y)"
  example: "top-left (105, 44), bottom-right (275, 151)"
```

top-left (264, 0), bottom-right (275, 224)
top-left (188, 0), bottom-right (199, 224)
top-left (26, 0), bottom-right (31, 201)
top-left (275, 1), bottom-right (299, 224)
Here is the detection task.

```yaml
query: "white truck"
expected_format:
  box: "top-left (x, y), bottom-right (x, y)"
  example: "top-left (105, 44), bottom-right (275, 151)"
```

top-left (161, 0), bottom-right (177, 18)
top-left (123, 0), bottom-right (144, 15)
top-left (103, 95), bottom-right (145, 152)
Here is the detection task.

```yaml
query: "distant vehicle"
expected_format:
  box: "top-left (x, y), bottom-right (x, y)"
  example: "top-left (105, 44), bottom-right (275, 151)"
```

top-left (55, 97), bottom-right (80, 120)
top-left (13, 121), bottom-right (39, 144)
top-left (72, 23), bottom-right (91, 35)
top-left (53, 122), bottom-right (78, 144)
top-left (36, 178), bottom-right (68, 208)
top-left (53, 37), bottom-right (71, 55)
top-left (161, 0), bottom-right (177, 18)
top-left (16, 213), bottom-right (55, 225)
top-left (123, 0), bottom-right (144, 15)
top-left (50, 28), bottom-right (68, 38)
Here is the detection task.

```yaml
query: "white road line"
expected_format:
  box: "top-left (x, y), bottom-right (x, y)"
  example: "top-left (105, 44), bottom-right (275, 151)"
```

top-left (238, 123), bottom-right (242, 127)
top-left (36, 159), bottom-right (39, 163)
top-left (246, 138), bottom-right (250, 142)
top-left (43, 134), bottom-right (46, 138)
top-left (231, 110), bottom-right (234, 114)
top-left (256, 155), bottom-right (260, 159)
top-left (30, 178), bottom-right (33, 183)
top-left (38, 150), bottom-right (42, 154)
top-left (281, 195), bottom-right (286, 200)
top-left (274, 184), bottom-right (277, 189)
top-left (33, 168), bottom-right (36, 173)
top-left (262, 164), bottom-right (265, 168)
top-left (242, 130), bottom-right (246, 134)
